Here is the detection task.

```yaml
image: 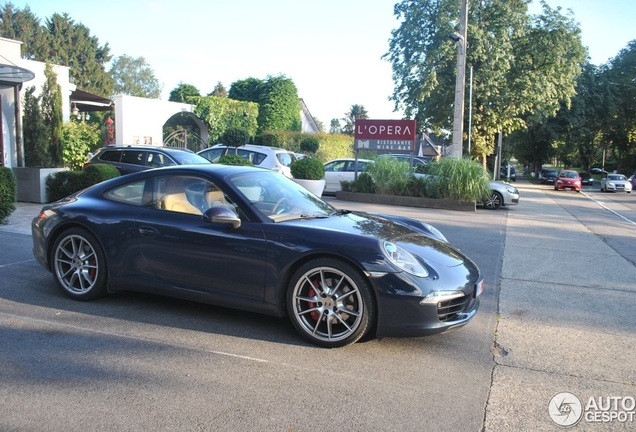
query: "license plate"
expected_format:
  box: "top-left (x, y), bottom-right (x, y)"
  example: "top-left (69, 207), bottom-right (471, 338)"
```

top-left (565, 187), bottom-right (571, 190)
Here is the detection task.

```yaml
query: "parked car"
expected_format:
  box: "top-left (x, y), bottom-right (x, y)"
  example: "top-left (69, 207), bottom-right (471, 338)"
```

top-left (580, 172), bottom-right (594, 186)
top-left (591, 167), bottom-right (608, 175)
top-left (481, 181), bottom-right (520, 210)
top-left (628, 173), bottom-right (636, 189)
top-left (32, 164), bottom-right (484, 348)
top-left (84, 145), bottom-right (210, 175)
top-left (323, 158), bottom-right (373, 194)
top-left (554, 170), bottom-right (582, 192)
top-left (540, 169), bottom-right (558, 184)
top-left (500, 166), bottom-right (516, 182)
top-left (197, 144), bottom-right (297, 178)
top-left (378, 154), bottom-right (430, 166)
top-left (600, 173), bottom-right (632, 193)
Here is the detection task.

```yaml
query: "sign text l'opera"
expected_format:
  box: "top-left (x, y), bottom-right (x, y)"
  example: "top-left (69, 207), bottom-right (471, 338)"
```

top-left (354, 119), bottom-right (417, 153)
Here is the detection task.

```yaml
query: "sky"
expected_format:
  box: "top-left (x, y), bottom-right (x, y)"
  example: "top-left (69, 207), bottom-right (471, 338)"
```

top-left (10, 0), bottom-right (636, 127)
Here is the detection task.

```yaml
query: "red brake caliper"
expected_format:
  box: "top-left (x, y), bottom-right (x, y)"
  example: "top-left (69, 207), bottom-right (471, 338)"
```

top-left (309, 279), bottom-right (320, 321)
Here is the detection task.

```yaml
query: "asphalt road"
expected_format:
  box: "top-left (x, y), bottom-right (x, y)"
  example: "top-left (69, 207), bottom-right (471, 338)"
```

top-left (2, 178), bottom-right (635, 431)
top-left (0, 200), bottom-right (506, 432)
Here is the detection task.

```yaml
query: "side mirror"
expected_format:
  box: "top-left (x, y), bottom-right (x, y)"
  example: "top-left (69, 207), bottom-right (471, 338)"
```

top-left (203, 206), bottom-right (241, 228)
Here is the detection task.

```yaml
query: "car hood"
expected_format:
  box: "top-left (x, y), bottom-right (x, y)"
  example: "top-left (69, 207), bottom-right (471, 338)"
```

top-left (280, 210), bottom-right (468, 268)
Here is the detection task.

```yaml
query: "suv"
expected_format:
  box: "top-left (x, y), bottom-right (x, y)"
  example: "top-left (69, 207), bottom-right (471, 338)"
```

top-left (500, 166), bottom-right (516, 181)
top-left (84, 145), bottom-right (210, 175)
top-left (197, 144), bottom-right (297, 178)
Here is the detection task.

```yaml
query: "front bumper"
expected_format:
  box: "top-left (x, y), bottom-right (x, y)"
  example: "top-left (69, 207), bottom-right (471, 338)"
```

top-left (370, 272), bottom-right (483, 338)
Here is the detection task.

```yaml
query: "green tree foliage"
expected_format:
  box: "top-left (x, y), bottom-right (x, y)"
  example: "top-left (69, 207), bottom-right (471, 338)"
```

top-left (299, 136), bottom-right (319, 154)
top-left (601, 41), bottom-right (636, 173)
top-left (290, 157), bottom-right (325, 180)
top-left (329, 119), bottom-right (342, 134)
top-left (110, 54), bottom-right (162, 98)
top-left (228, 77), bottom-right (263, 102)
top-left (341, 104), bottom-right (368, 136)
top-left (22, 86), bottom-right (51, 167)
top-left (209, 82), bottom-right (228, 98)
top-left (41, 62), bottom-right (64, 167)
top-left (257, 75), bottom-right (301, 133)
top-left (0, 167), bottom-right (17, 223)
top-left (0, 3), bottom-right (47, 60)
top-left (222, 127), bottom-right (251, 148)
top-left (193, 96), bottom-right (258, 145)
top-left (384, 0), bottom-right (586, 163)
top-left (169, 82), bottom-right (201, 103)
top-left (62, 121), bottom-right (101, 171)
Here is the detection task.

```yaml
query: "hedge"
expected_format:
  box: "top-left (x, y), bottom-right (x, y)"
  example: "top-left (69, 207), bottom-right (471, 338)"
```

top-left (0, 167), bottom-right (17, 224)
top-left (46, 164), bottom-right (120, 202)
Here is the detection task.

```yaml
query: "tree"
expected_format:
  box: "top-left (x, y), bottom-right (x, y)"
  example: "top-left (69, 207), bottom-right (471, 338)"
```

top-left (329, 119), bottom-right (342, 134)
top-left (110, 54), bottom-right (162, 98)
top-left (209, 82), bottom-right (227, 98)
top-left (169, 82), bottom-right (200, 103)
top-left (257, 75), bottom-right (301, 132)
top-left (22, 86), bottom-right (50, 167)
top-left (0, 3), bottom-right (47, 60)
top-left (384, 0), bottom-right (586, 164)
top-left (228, 77), bottom-right (263, 102)
top-left (341, 104), bottom-right (368, 136)
top-left (41, 62), bottom-right (64, 167)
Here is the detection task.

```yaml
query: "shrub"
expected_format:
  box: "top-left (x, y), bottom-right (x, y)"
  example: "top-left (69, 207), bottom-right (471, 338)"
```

top-left (221, 127), bottom-right (251, 148)
top-left (218, 154), bottom-right (253, 166)
top-left (46, 164), bottom-right (120, 202)
top-left (299, 136), bottom-right (319, 154)
top-left (0, 167), bottom-right (17, 224)
top-left (290, 157), bottom-right (325, 180)
top-left (343, 172), bottom-right (375, 193)
top-left (62, 121), bottom-right (101, 171)
top-left (366, 157), bottom-right (410, 195)
top-left (424, 157), bottom-right (491, 201)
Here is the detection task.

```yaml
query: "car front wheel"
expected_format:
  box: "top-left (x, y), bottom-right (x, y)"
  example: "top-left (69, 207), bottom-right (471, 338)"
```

top-left (287, 258), bottom-right (376, 348)
top-left (484, 191), bottom-right (503, 210)
top-left (51, 228), bottom-right (107, 301)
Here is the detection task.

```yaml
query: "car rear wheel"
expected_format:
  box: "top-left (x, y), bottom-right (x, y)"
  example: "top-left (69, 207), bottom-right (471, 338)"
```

top-left (51, 228), bottom-right (107, 301)
top-left (484, 191), bottom-right (503, 210)
top-left (287, 258), bottom-right (375, 348)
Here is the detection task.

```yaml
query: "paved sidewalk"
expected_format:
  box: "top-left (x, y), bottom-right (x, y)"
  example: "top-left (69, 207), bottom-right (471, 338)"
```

top-left (485, 178), bottom-right (636, 430)
top-left (0, 202), bottom-right (41, 235)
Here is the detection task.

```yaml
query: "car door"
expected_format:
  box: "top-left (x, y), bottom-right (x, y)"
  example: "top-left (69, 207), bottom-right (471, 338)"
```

top-left (134, 174), bottom-right (268, 301)
top-left (324, 160), bottom-right (349, 193)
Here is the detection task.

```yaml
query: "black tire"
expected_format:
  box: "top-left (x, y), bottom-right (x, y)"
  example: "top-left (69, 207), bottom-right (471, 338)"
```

top-left (51, 227), bottom-right (108, 301)
top-left (287, 258), bottom-right (376, 348)
top-left (483, 191), bottom-right (503, 210)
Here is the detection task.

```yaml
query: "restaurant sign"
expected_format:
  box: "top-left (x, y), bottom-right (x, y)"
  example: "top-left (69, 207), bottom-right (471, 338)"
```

top-left (354, 119), bottom-right (417, 153)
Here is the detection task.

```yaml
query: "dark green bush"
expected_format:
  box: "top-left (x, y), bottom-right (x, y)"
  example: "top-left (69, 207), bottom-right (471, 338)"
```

top-left (299, 136), bottom-right (319, 154)
top-left (0, 167), bottom-right (17, 224)
top-left (46, 164), bottom-right (120, 202)
top-left (290, 157), bottom-right (325, 180)
top-left (343, 172), bottom-right (375, 193)
top-left (221, 127), bottom-right (251, 148)
top-left (218, 154), bottom-right (253, 166)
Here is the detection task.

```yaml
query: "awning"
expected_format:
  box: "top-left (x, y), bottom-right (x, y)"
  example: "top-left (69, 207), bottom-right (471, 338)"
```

top-left (0, 64), bottom-right (35, 85)
top-left (70, 89), bottom-right (113, 112)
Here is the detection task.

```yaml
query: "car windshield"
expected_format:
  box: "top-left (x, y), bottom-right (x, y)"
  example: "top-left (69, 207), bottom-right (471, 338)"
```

top-left (607, 174), bottom-right (626, 181)
top-left (229, 171), bottom-right (335, 222)
top-left (562, 172), bottom-right (578, 178)
top-left (170, 151), bottom-right (212, 165)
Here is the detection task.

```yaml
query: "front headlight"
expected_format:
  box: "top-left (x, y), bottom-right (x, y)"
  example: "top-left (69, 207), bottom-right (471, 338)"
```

top-left (381, 241), bottom-right (429, 277)
top-left (505, 185), bottom-right (518, 194)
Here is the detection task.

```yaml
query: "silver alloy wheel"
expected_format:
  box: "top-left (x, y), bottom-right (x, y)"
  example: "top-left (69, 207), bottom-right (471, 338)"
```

top-left (484, 191), bottom-right (502, 210)
top-left (54, 234), bottom-right (100, 294)
top-left (291, 266), bottom-right (364, 343)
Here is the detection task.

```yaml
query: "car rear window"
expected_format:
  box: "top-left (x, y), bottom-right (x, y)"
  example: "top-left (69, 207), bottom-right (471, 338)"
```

top-left (276, 152), bottom-right (296, 167)
top-left (98, 150), bottom-right (122, 162)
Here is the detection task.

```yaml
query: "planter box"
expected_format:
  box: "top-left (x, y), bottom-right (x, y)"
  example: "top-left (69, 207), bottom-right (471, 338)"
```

top-left (292, 178), bottom-right (326, 197)
top-left (335, 191), bottom-right (476, 212)
top-left (12, 167), bottom-right (69, 204)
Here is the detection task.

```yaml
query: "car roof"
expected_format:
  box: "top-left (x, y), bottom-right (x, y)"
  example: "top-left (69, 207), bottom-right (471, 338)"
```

top-left (97, 145), bottom-right (194, 154)
top-left (208, 143), bottom-right (292, 153)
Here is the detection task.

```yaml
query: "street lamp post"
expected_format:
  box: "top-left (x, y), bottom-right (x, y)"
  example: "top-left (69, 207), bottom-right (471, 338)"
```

top-left (450, 0), bottom-right (469, 159)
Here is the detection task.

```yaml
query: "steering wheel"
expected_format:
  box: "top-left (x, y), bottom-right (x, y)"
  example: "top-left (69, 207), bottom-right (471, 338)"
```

top-left (271, 197), bottom-right (289, 214)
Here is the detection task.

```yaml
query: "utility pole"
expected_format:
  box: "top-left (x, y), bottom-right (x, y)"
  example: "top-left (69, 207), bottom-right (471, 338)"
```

top-left (450, 0), bottom-right (469, 159)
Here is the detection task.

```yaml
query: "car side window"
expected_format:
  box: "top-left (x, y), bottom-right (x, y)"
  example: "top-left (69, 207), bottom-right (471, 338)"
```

top-left (325, 161), bottom-right (345, 172)
top-left (98, 150), bottom-right (122, 162)
top-left (120, 150), bottom-right (146, 166)
top-left (153, 175), bottom-right (238, 217)
top-left (237, 149), bottom-right (266, 165)
top-left (146, 152), bottom-right (176, 168)
top-left (200, 147), bottom-right (226, 162)
top-left (276, 152), bottom-right (295, 167)
top-left (104, 180), bottom-right (149, 205)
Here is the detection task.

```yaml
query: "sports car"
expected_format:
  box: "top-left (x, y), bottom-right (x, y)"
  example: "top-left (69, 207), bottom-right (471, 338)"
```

top-left (32, 164), bottom-right (483, 348)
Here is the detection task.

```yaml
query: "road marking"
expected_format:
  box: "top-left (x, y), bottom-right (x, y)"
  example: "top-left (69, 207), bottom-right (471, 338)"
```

top-left (0, 258), bottom-right (36, 268)
top-left (581, 191), bottom-right (636, 227)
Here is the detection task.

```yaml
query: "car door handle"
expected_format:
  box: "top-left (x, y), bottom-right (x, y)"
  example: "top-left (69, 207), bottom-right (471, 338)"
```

top-left (138, 226), bottom-right (160, 237)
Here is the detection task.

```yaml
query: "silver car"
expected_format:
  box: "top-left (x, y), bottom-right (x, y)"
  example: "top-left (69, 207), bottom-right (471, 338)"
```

top-left (198, 144), bottom-right (297, 178)
top-left (601, 174), bottom-right (632, 193)
top-left (482, 181), bottom-right (520, 210)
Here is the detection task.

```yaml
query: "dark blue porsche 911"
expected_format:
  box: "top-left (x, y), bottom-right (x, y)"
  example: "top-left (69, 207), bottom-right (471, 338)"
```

top-left (32, 164), bottom-right (483, 348)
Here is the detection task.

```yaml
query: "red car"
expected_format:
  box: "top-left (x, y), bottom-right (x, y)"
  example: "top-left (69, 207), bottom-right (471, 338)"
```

top-left (554, 170), bottom-right (582, 192)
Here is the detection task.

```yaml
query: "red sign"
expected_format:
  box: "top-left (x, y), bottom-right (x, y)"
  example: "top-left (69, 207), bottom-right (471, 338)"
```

top-left (354, 119), bottom-right (417, 152)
